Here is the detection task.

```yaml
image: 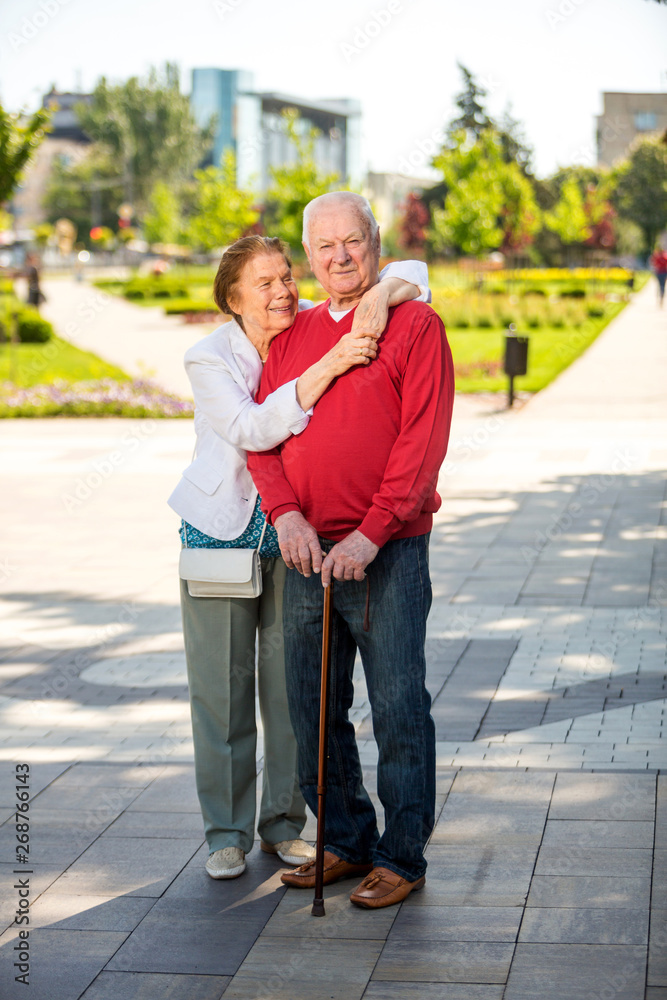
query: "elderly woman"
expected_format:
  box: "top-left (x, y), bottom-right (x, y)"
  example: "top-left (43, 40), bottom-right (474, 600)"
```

top-left (168, 235), bottom-right (429, 879)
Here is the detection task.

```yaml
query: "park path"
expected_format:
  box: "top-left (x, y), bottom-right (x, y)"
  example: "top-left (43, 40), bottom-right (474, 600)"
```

top-left (40, 276), bottom-right (216, 399)
top-left (0, 279), bottom-right (665, 999)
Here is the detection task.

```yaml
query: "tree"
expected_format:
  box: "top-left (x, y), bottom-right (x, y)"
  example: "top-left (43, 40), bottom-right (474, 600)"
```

top-left (447, 63), bottom-right (493, 141)
top-left (43, 147), bottom-right (124, 244)
top-left (187, 150), bottom-right (259, 252)
top-left (0, 103), bottom-right (50, 204)
top-left (397, 193), bottom-right (430, 253)
top-left (431, 129), bottom-right (540, 258)
top-left (263, 110), bottom-right (340, 249)
top-left (612, 135), bottom-right (667, 256)
top-left (75, 64), bottom-right (212, 215)
top-left (143, 181), bottom-right (182, 246)
top-left (544, 175), bottom-right (590, 247)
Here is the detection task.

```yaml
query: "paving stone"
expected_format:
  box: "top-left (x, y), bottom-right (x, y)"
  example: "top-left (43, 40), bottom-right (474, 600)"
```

top-left (519, 907), bottom-right (648, 944)
top-left (28, 892), bottom-right (154, 931)
top-left (534, 845), bottom-right (653, 878)
top-left (30, 782), bottom-right (143, 815)
top-left (363, 986), bottom-right (504, 1000)
top-left (389, 905), bottom-right (521, 942)
top-left (649, 909), bottom-right (667, 987)
top-left (52, 836), bottom-right (201, 897)
top-left (653, 851), bottom-right (667, 902)
top-left (411, 845), bottom-right (536, 907)
top-left (372, 940), bottom-right (514, 983)
top-left (104, 810), bottom-right (205, 839)
top-left (222, 937), bottom-right (383, 999)
top-left (0, 863), bottom-right (63, 933)
top-left (548, 772), bottom-right (656, 821)
top-left (107, 887), bottom-right (281, 976)
top-left (79, 972), bottom-right (231, 1000)
top-left (49, 762), bottom-right (164, 789)
top-left (125, 768), bottom-right (201, 813)
top-left (449, 770), bottom-right (555, 802)
top-left (504, 943), bottom-right (647, 1000)
top-left (645, 990), bottom-right (667, 999)
top-left (541, 819), bottom-right (654, 850)
top-left (431, 799), bottom-right (547, 847)
top-left (526, 875), bottom-right (651, 910)
top-left (0, 762), bottom-right (70, 808)
top-left (261, 880), bottom-right (395, 939)
top-left (0, 808), bottom-right (118, 866)
top-left (657, 776), bottom-right (667, 850)
top-left (0, 926), bottom-right (128, 1000)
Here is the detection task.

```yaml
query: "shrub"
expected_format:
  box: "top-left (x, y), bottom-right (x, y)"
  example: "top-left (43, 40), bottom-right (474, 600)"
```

top-left (587, 305), bottom-right (605, 318)
top-left (16, 306), bottom-right (54, 343)
top-left (560, 287), bottom-right (586, 299)
top-left (163, 298), bottom-right (219, 315)
top-left (0, 301), bottom-right (54, 343)
top-left (123, 276), bottom-right (190, 300)
top-left (523, 287), bottom-right (547, 297)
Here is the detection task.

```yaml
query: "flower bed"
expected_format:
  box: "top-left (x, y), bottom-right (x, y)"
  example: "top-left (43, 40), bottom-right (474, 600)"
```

top-left (0, 378), bottom-right (194, 418)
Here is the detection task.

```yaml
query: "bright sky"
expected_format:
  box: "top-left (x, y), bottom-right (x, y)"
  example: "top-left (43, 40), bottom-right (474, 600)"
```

top-left (1, 0), bottom-right (666, 179)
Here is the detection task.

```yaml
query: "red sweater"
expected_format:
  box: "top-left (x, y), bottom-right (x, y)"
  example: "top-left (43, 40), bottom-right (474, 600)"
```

top-left (247, 299), bottom-right (454, 548)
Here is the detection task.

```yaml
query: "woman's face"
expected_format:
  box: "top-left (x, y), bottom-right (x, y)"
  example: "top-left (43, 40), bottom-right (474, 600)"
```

top-left (229, 252), bottom-right (299, 339)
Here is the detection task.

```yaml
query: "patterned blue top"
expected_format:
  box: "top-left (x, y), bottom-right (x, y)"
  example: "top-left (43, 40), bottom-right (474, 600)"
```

top-left (180, 496), bottom-right (281, 557)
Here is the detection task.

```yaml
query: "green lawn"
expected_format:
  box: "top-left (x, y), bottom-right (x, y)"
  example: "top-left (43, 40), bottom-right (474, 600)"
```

top-left (447, 302), bottom-right (626, 392)
top-left (0, 336), bottom-right (129, 387)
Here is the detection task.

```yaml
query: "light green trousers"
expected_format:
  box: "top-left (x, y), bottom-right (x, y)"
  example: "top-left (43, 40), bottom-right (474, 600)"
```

top-left (180, 557), bottom-right (306, 854)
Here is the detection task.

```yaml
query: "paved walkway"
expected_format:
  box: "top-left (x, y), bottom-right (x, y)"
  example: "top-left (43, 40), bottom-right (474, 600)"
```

top-left (0, 281), bottom-right (665, 999)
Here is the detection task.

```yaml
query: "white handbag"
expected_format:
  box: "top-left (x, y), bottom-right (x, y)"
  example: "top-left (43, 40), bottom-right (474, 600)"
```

top-left (179, 519), bottom-right (267, 598)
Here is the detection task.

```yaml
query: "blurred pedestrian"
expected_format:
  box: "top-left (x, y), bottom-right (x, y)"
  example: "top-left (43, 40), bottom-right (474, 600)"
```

top-left (650, 246), bottom-right (667, 307)
top-left (24, 253), bottom-right (45, 309)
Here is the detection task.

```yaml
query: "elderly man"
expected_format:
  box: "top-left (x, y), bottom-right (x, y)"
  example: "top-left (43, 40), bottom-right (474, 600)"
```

top-left (247, 192), bottom-right (454, 908)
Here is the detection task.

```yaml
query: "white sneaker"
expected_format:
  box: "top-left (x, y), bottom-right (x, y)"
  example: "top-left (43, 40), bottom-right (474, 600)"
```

top-left (261, 838), bottom-right (316, 866)
top-left (205, 847), bottom-right (246, 879)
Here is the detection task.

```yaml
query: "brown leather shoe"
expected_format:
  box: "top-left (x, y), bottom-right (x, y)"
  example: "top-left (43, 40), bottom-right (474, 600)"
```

top-left (349, 867), bottom-right (426, 908)
top-left (280, 850), bottom-right (373, 889)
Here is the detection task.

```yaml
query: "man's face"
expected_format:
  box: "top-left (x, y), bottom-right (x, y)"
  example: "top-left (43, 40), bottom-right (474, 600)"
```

top-left (303, 206), bottom-right (381, 305)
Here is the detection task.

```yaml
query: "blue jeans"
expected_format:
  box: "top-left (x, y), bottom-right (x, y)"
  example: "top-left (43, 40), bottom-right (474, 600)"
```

top-left (284, 533), bottom-right (434, 881)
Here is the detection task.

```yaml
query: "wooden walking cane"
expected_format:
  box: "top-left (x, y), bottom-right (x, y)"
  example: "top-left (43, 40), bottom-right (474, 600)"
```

top-left (311, 582), bottom-right (333, 917)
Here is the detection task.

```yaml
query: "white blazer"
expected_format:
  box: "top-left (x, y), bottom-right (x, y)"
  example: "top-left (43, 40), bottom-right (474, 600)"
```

top-left (167, 260), bottom-right (430, 541)
top-left (167, 318), bottom-right (310, 540)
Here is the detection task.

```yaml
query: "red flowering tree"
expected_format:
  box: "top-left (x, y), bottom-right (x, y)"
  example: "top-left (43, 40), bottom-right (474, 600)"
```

top-left (397, 192), bottom-right (430, 253)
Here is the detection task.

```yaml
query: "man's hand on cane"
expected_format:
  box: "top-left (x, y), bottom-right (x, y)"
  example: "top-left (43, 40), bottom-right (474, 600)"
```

top-left (275, 511), bottom-right (323, 577)
top-left (321, 530), bottom-right (379, 588)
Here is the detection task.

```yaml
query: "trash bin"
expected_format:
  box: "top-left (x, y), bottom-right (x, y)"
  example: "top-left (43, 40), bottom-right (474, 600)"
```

top-left (504, 326), bottom-right (529, 406)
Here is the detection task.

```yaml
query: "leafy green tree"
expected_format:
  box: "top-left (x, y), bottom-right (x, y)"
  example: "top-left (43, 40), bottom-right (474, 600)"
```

top-left (43, 148), bottom-right (124, 244)
top-left (544, 175), bottom-right (590, 247)
top-left (431, 129), bottom-right (540, 258)
top-left (187, 150), bottom-right (259, 252)
top-left (75, 64), bottom-right (212, 214)
top-left (0, 103), bottom-right (50, 204)
top-left (612, 135), bottom-right (667, 256)
top-left (143, 181), bottom-right (182, 246)
top-left (263, 110), bottom-right (340, 249)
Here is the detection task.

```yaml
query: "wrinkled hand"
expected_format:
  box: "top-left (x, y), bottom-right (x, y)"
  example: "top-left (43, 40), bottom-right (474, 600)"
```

top-left (326, 330), bottom-right (379, 377)
top-left (351, 282), bottom-right (391, 339)
top-left (275, 511), bottom-right (322, 577)
top-left (321, 530), bottom-right (380, 588)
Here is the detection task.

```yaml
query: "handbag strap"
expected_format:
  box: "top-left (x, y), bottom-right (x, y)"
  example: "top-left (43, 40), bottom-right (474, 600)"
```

top-left (256, 515), bottom-right (268, 552)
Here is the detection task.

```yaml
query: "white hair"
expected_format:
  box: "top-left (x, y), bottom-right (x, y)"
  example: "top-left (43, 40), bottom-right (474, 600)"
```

top-left (302, 192), bottom-right (379, 246)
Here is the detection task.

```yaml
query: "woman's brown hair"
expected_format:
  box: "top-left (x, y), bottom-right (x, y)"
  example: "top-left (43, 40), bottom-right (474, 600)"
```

top-left (213, 235), bottom-right (292, 327)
